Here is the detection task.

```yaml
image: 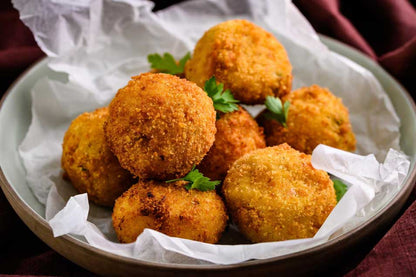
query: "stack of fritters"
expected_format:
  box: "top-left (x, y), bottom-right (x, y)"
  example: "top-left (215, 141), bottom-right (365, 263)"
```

top-left (61, 19), bottom-right (356, 244)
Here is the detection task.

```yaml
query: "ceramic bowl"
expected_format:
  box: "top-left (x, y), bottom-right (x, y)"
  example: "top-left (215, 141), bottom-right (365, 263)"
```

top-left (1, 36), bottom-right (415, 276)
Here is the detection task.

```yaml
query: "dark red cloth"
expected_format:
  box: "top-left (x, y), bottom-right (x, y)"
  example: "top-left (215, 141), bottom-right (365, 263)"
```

top-left (0, 1), bottom-right (43, 95)
top-left (294, 0), bottom-right (416, 95)
top-left (0, 0), bottom-right (415, 276)
top-left (345, 201), bottom-right (416, 276)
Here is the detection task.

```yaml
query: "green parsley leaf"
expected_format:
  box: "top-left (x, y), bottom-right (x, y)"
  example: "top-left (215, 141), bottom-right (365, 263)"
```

top-left (264, 96), bottom-right (290, 127)
top-left (333, 179), bottom-right (348, 202)
top-left (166, 166), bottom-right (220, 191)
top-left (204, 76), bottom-right (239, 114)
top-left (147, 52), bottom-right (191, 75)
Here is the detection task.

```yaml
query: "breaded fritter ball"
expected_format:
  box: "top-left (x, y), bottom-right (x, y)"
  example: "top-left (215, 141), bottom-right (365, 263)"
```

top-left (112, 180), bottom-right (228, 243)
top-left (104, 73), bottom-right (216, 180)
top-left (223, 144), bottom-right (337, 243)
top-left (184, 19), bottom-right (292, 105)
top-left (257, 85), bottom-right (356, 154)
top-left (197, 106), bottom-right (266, 181)
top-left (62, 107), bottom-right (135, 207)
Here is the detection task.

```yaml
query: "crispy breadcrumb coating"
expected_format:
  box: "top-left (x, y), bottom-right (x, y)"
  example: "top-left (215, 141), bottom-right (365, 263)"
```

top-left (104, 73), bottom-right (216, 180)
top-left (184, 19), bottom-right (292, 105)
top-left (61, 107), bottom-right (135, 207)
top-left (112, 180), bottom-right (228, 243)
top-left (197, 106), bottom-right (266, 181)
top-left (223, 144), bottom-right (337, 242)
top-left (257, 85), bottom-right (356, 154)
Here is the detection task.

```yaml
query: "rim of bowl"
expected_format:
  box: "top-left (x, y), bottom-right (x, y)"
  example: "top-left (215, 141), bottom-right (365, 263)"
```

top-left (0, 35), bottom-right (415, 272)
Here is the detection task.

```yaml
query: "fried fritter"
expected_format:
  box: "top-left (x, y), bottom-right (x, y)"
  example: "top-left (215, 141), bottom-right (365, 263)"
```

top-left (112, 180), bottom-right (228, 243)
top-left (197, 106), bottom-right (266, 181)
top-left (222, 144), bottom-right (337, 243)
top-left (257, 85), bottom-right (356, 154)
top-left (104, 73), bottom-right (216, 180)
top-left (184, 19), bottom-right (292, 105)
top-left (61, 107), bottom-right (135, 207)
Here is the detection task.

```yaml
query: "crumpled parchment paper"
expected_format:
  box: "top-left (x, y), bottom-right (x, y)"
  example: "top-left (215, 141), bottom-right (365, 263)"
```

top-left (13, 0), bottom-right (409, 265)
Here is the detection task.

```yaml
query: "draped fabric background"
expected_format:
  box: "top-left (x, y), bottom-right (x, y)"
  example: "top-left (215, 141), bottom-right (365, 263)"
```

top-left (0, 0), bottom-right (415, 275)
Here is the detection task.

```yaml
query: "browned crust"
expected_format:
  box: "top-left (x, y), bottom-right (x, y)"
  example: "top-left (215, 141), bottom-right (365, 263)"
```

top-left (104, 73), bottom-right (216, 180)
top-left (257, 85), bottom-right (356, 154)
top-left (112, 180), bottom-right (228, 244)
top-left (185, 19), bottom-right (292, 104)
top-left (197, 106), bottom-right (266, 181)
top-left (61, 107), bottom-right (135, 207)
top-left (223, 144), bottom-right (337, 242)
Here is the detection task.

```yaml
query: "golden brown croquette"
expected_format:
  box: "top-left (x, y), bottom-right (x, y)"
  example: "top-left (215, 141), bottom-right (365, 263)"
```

top-left (184, 19), bottom-right (292, 104)
top-left (104, 73), bottom-right (216, 180)
top-left (61, 107), bottom-right (135, 207)
top-left (257, 85), bottom-right (356, 154)
top-left (112, 180), bottom-right (228, 243)
top-left (197, 106), bottom-right (266, 181)
top-left (222, 144), bottom-right (337, 243)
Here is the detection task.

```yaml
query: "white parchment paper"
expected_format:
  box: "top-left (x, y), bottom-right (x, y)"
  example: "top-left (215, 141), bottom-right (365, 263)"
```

top-left (13, 0), bottom-right (410, 265)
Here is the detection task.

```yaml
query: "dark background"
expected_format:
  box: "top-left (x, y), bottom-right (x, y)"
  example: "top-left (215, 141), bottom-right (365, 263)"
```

top-left (0, 0), bottom-right (415, 276)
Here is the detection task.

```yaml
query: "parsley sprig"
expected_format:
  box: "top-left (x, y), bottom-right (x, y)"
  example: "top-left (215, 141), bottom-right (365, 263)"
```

top-left (166, 166), bottom-right (220, 191)
top-left (147, 52), bottom-right (191, 75)
top-left (333, 179), bottom-right (348, 202)
top-left (204, 77), bottom-right (239, 114)
top-left (264, 96), bottom-right (290, 127)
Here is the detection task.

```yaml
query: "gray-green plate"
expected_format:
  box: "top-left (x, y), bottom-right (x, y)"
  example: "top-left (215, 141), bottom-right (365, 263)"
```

top-left (1, 36), bottom-right (415, 276)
